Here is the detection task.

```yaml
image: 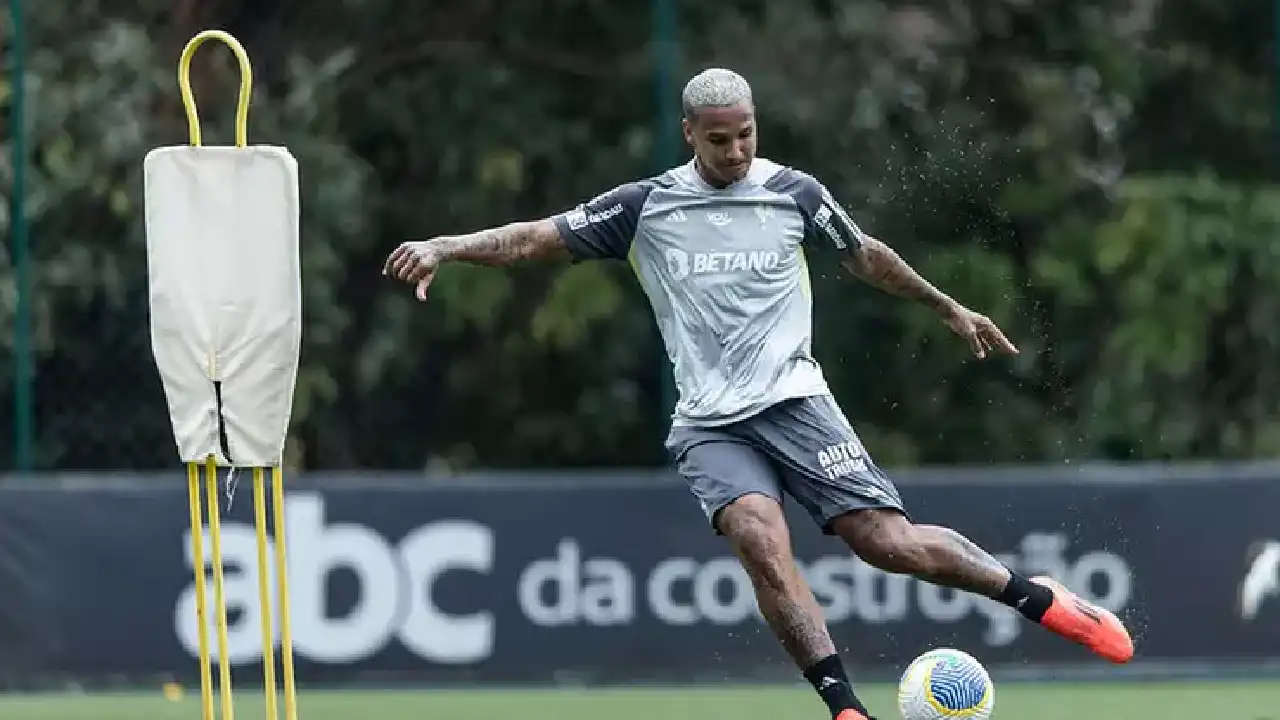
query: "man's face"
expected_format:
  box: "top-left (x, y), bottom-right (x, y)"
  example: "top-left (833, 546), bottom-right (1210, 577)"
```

top-left (682, 101), bottom-right (757, 187)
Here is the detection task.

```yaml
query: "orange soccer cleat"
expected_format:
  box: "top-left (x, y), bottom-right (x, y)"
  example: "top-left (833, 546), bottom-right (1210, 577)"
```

top-left (1032, 575), bottom-right (1135, 663)
top-left (835, 710), bottom-right (873, 720)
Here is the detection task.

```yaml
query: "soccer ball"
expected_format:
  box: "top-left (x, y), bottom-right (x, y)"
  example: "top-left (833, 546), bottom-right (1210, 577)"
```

top-left (896, 648), bottom-right (994, 720)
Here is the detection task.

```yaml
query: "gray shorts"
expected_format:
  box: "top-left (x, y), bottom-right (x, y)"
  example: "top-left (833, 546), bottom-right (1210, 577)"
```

top-left (665, 394), bottom-right (907, 535)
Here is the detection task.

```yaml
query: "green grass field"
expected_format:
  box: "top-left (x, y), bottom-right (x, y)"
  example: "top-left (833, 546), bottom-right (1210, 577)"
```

top-left (0, 682), bottom-right (1276, 720)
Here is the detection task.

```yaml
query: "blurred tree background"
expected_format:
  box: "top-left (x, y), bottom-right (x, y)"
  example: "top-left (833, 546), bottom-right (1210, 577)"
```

top-left (1, 0), bottom-right (1277, 472)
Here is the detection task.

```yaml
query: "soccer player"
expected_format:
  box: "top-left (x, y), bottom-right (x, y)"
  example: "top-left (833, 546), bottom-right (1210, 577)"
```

top-left (384, 68), bottom-right (1134, 720)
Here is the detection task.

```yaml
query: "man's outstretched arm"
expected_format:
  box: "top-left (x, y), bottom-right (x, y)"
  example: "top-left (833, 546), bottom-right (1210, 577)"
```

top-left (784, 170), bottom-right (1018, 359)
top-left (409, 219), bottom-right (571, 267)
top-left (842, 235), bottom-right (1017, 358)
top-left (384, 180), bottom-right (650, 300)
top-left (383, 219), bottom-right (571, 300)
top-left (841, 236), bottom-right (959, 316)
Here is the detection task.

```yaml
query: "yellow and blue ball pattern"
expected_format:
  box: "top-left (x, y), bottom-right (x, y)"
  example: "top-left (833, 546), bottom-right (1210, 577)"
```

top-left (896, 648), bottom-right (994, 720)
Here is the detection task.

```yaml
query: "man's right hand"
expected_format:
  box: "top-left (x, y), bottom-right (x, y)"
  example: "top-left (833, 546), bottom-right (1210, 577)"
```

top-left (382, 219), bottom-right (571, 299)
top-left (383, 240), bottom-right (444, 301)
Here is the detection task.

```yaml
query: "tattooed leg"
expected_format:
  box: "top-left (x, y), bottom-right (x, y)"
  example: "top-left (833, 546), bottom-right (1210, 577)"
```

top-left (715, 495), bottom-right (882, 717)
top-left (830, 508), bottom-right (1059, 629)
top-left (828, 507), bottom-right (1136, 665)
top-left (717, 494), bottom-right (835, 666)
top-left (830, 507), bottom-right (1012, 595)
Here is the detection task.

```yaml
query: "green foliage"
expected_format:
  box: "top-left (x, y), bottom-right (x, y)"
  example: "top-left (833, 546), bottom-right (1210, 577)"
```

top-left (1060, 173), bottom-right (1280, 457)
top-left (1, 0), bottom-right (1276, 470)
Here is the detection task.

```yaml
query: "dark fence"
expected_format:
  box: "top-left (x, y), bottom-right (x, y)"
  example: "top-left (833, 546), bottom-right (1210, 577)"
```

top-left (0, 465), bottom-right (1278, 688)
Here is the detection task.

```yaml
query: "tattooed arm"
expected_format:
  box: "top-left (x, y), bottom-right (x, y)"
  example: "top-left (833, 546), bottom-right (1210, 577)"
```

top-left (843, 236), bottom-right (1018, 358)
top-left (782, 168), bottom-right (1018, 358)
top-left (841, 237), bottom-right (959, 316)
top-left (382, 219), bottom-right (569, 300)
top-left (383, 180), bottom-right (650, 300)
top-left (423, 219), bottom-right (572, 266)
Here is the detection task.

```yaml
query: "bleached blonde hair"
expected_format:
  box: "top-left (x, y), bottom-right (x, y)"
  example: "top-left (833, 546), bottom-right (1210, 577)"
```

top-left (681, 68), bottom-right (753, 118)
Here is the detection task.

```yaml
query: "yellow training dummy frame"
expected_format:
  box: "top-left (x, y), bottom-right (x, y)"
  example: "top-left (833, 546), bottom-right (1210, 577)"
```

top-left (179, 30), bottom-right (253, 148)
top-left (144, 30), bottom-right (302, 720)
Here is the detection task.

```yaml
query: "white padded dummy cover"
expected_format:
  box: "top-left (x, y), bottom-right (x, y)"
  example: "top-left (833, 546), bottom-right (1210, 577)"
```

top-left (144, 145), bottom-right (301, 467)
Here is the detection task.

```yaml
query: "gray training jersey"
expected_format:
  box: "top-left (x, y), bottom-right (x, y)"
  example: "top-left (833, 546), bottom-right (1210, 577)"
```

top-left (552, 157), bottom-right (867, 427)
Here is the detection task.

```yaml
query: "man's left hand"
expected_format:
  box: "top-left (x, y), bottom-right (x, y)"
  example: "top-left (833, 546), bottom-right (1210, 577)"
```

top-left (942, 305), bottom-right (1019, 359)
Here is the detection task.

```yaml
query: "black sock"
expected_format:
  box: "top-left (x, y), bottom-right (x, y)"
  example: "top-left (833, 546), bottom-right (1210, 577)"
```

top-left (802, 654), bottom-right (869, 718)
top-left (997, 571), bottom-right (1054, 622)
